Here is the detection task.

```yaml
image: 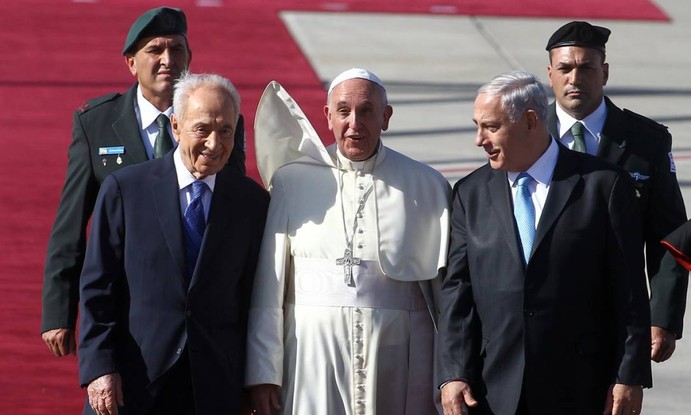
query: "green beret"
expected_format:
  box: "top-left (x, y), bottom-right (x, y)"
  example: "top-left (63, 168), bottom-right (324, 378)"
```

top-left (122, 7), bottom-right (187, 55)
top-left (546, 21), bottom-right (610, 52)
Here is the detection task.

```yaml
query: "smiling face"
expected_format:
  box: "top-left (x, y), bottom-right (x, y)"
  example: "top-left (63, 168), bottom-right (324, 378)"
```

top-left (324, 78), bottom-right (393, 161)
top-left (125, 34), bottom-right (191, 111)
top-left (473, 92), bottom-right (540, 172)
top-left (172, 85), bottom-right (237, 179)
top-left (548, 46), bottom-right (608, 120)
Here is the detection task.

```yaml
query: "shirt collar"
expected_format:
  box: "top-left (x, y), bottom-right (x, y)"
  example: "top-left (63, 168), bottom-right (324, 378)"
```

top-left (136, 84), bottom-right (173, 130)
top-left (555, 98), bottom-right (607, 139)
top-left (333, 140), bottom-right (385, 173)
top-left (173, 147), bottom-right (216, 192)
top-left (508, 137), bottom-right (559, 187)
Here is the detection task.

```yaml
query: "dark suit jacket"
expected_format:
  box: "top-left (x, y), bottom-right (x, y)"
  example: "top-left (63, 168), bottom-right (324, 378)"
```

top-left (41, 83), bottom-right (246, 333)
top-left (548, 97), bottom-right (688, 337)
top-left (437, 144), bottom-right (652, 415)
top-left (78, 153), bottom-right (268, 414)
top-left (663, 219), bottom-right (691, 271)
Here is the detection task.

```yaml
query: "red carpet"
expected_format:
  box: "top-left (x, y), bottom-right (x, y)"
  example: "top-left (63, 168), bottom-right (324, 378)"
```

top-left (0, 0), bottom-right (668, 412)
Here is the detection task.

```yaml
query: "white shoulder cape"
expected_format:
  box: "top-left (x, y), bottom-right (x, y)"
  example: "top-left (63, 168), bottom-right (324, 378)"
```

top-left (254, 81), bottom-right (451, 281)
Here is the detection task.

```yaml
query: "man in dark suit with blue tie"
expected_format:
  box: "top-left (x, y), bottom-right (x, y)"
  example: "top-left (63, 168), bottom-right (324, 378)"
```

top-left (41, 6), bottom-right (247, 358)
top-left (545, 21), bottom-right (688, 363)
top-left (437, 71), bottom-right (651, 415)
top-left (77, 72), bottom-right (268, 415)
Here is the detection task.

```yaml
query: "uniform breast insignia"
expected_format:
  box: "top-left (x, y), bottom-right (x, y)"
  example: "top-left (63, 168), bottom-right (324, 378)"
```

top-left (629, 172), bottom-right (650, 182)
top-left (669, 152), bottom-right (677, 173)
top-left (99, 146), bottom-right (126, 167)
top-left (629, 172), bottom-right (649, 198)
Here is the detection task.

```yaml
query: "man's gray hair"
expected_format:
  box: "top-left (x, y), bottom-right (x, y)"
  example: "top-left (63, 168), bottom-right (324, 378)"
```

top-left (173, 71), bottom-right (241, 122)
top-left (478, 70), bottom-right (548, 123)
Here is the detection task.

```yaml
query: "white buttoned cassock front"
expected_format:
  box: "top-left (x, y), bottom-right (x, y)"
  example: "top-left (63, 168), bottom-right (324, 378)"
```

top-left (245, 82), bottom-right (450, 415)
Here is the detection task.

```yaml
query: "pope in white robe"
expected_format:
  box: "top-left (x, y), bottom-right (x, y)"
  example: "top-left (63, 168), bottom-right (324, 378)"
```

top-left (246, 69), bottom-right (451, 415)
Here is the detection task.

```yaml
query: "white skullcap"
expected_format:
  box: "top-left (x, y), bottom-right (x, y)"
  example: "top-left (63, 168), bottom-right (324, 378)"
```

top-left (327, 68), bottom-right (385, 94)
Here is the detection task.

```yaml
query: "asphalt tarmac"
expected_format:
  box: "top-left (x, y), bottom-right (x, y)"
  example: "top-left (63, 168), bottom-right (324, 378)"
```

top-left (283, 1), bottom-right (691, 412)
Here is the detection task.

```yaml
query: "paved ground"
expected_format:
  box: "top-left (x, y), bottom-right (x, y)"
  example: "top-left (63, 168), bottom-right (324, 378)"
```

top-left (283, 1), bottom-right (691, 412)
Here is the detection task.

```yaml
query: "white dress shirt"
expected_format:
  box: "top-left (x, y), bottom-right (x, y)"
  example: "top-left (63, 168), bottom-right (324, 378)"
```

top-left (555, 98), bottom-right (607, 155)
top-left (507, 138), bottom-right (559, 229)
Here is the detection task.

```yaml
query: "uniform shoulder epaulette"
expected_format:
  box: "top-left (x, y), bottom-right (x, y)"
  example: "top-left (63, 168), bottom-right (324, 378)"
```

top-left (77, 92), bottom-right (121, 114)
top-left (622, 108), bottom-right (669, 132)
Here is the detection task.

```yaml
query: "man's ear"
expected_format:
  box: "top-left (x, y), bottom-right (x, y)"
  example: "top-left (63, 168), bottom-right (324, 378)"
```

top-left (381, 105), bottom-right (393, 132)
top-left (323, 105), bottom-right (334, 131)
top-left (170, 114), bottom-right (181, 143)
top-left (525, 110), bottom-right (539, 130)
top-left (125, 55), bottom-right (137, 76)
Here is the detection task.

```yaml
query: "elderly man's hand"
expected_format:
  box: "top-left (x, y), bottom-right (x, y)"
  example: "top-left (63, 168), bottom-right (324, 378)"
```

top-left (249, 384), bottom-right (281, 415)
top-left (41, 328), bottom-right (76, 357)
top-left (603, 383), bottom-right (643, 415)
top-left (441, 380), bottom-right (478, 415)
top-left (87, 373), bottom-right (124, 415)
top-left (651, 326), bottom-right (676, 362)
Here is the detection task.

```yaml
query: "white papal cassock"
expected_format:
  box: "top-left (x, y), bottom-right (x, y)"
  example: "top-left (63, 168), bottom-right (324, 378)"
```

top-left (246, 81), bottom-right (451, 415)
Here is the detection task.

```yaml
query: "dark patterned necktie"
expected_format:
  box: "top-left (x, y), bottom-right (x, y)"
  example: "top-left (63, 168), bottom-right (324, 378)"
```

top-left (513, 173), bottom-right (535, 266)
top-left (183, 181), bottom-right (207, 278)
top-left (570, 121), bottom-right (586, 153)
top-left (154, 114), bottom-right (174, 158)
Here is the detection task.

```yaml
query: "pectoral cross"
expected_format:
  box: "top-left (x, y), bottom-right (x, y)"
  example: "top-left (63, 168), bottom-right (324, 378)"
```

top-left (336, 246), bottom-right (360, 285)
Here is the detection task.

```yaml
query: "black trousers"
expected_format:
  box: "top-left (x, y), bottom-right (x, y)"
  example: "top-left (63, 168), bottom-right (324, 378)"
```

top-left (150, 350), bottom-right (196, 415)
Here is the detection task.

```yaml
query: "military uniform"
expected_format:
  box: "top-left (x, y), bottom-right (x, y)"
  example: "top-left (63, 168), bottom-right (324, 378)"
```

top-left (548, 98), bottom-right (688, 337)
top-left (41, 83), bottom-right (246, 334)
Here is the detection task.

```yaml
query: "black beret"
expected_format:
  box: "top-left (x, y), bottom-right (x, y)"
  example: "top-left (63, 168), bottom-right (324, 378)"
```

top-left (546, 21), bottom-right (611, 52)
top-left (122, 7), bottom-right (187, 55)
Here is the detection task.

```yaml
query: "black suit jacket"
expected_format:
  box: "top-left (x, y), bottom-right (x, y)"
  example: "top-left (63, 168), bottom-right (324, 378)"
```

top-left (41, 83), bottom-right (246, 333)
top-left (437, 144), bottom-right (652, 414)
top-left (78, 153), bottom-right (268, 414)
top-left (548, 97), bottom-right (688, 337)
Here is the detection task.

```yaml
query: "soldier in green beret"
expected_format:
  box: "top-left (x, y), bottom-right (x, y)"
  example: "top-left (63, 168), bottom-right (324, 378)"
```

top-left (41, 6), bottom-right (246, 359)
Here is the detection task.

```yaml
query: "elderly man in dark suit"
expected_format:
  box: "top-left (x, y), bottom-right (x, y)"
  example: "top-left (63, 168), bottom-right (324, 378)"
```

top-left (437, 70), bottom-right (651, 415)
top-left (78, 72), bottom-right (268, 415)
top-left (41, 6), bottom-right (246, 357)
top-left (545, 20), bottom-right (688, 363)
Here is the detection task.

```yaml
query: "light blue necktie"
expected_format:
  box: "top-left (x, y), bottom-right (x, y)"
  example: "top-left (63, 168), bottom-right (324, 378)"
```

top-left (513, 173), bottom-right (535, 266)
top-left (183, 181), bottom-right (207, 278)
top-left (570, 121), bottom-right (586, 153)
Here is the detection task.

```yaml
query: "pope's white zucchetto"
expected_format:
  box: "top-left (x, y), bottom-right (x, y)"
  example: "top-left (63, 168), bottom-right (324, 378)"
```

top-left (327, 68), bottom-right (385, 94)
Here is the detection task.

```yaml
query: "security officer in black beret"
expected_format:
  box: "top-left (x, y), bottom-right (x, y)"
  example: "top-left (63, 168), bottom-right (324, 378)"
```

top-left (546, 20), bottom-right (688, 362)
top-left (41, 7), bottom-right (247, 359)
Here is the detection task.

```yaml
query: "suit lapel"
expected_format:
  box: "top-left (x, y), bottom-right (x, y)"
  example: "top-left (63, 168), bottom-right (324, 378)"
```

top-left (112, 84), bottom-right (149, 164)
top-left (190, 166), bottom-right (238, 287)
top-left (547, 102), bottom-right (559, 139)
top-left (534, 147), bottom-right (580, 250)
top-left (152, 154), bottom-right (186, 279)
top-left (596, 97), bottom-right (627, 165)
top-left (487, 169), bottom-right (525, 268)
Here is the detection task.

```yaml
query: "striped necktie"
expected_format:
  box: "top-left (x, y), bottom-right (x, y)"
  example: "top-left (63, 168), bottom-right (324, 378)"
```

top-left (183, 181), bottom-right (207, 278)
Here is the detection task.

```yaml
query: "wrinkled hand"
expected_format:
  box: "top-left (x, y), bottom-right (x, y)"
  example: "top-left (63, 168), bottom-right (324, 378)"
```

top-left (249, 384), bottom-right (281, 415)
top-left (651, 326), bottom-right (676, 363)
top-left (441, 380), bottom-right (478, 415)
top-left (87, 373), bottom-right (124, 415)
top-left (41, 328), bottom-right (76, 357)
top-left (603, 383), bottom-right (642, 415)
